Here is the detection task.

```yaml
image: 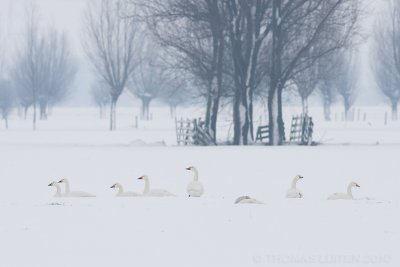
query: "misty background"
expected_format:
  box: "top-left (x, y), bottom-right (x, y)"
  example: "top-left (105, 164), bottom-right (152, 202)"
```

top-left (0, 0), bottom-right (386, 107)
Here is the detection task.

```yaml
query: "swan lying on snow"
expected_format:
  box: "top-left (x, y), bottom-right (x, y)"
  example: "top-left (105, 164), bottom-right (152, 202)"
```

top-left (110, 183), bottom-right (140, 197)
top-left (286, 174), bottom-right (304, 198)
top-left (234, 196), bottom-right (263, 204)
top-left (57, 178), bottom-right (96, 197)
top-left (138, 175), bottom-right (175, 197)
top-left (328, 181), bottom-right (360, 200)
top-left (186, 166), bottom-right (204, 197)
top-left (48, 181), bottom-right (63, 197)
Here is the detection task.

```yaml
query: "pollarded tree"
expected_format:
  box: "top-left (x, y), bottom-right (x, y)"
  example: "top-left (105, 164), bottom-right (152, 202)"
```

top-left (268, 0), bottom-right (362, 145)
top-left (91, 81), bottom-right (110, 119)
top-left (83, 0), bottom-right (138, 130)
top-left (0, 79), bottom-right (14, 129)
top-left (12, 4), bottom-right (46, 130)
top-left (39, 28), bottom-right (76, 120)
top-left (334, 49), bottom-right (358, 120)
top-left (127, 41), bottom-right (166, 120)
top-left (372, 0), bottom-right (400, 120)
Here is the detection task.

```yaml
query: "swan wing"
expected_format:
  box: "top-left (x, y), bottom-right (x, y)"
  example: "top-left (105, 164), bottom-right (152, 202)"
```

top-left (186, 181), bottom-right (204, 197)
top-left (286, 188), bottom-right (303, 198)
top-left (327, 193), bottom-right (352, 200)
top-left (66, 191), bottom-right (96, 197)
top-left (146, 189), bottom-right (176, 197)
top-left (235, 196), bottom-right (263, 204)
top-left (118, 191), bottom-right (141, 197)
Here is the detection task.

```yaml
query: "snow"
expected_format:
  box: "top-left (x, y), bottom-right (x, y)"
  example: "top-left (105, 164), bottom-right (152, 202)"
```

top-left (0, 106), bottom-right (399, 267)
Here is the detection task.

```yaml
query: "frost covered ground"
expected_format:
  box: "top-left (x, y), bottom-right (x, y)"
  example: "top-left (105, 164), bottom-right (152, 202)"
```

top-left (0, 106), bottom-right (399, 267)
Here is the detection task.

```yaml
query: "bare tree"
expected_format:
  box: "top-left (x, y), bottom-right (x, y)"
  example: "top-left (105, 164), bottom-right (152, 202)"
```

top-left (225, 0), bottom-right (272, 145)
top-left (12, 4), bottom-right (75, 127)
top-left (12, 4), bottom-right (45, 130)
top-left (293, 57), bottom-right (319, 115)
top-left (83, 0), bottom-right (138, 130)
top-left (140, 0), bottom-right (225, 141)
top-left (91, 81), bottom-right (110, 119)
top-left (372, 0), bottom-right (400, 120)
top-left (334, 50), bottom-right (357, 120)
top-left (268, 0), bottom-right (361, 145)
top-left (127, 41), bottom-right (166, 120)
top-left (39, 28), bottom-right (76, 120)
top-left (0, 79), bottom-right (14, 129)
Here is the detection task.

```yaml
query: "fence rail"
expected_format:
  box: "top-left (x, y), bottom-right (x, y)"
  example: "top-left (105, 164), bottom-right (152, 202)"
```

top-left (175, 118), bottom-right (216, 146)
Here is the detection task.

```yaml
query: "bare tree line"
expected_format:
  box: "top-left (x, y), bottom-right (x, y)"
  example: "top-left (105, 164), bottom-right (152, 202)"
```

top-left (372, 0), bottom-right (400, 121)
top-left (0, 3), bottom-right (76, 130)
top-left (130, 0), bottom-right (362, 144)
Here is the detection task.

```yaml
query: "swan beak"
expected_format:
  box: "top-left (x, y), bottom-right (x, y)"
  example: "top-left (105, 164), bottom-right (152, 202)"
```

top-left (57, 180), bottom-right (63, 183)
top-left (299, 176), bottom-right (304, 179)
top-left (356, 184), bottom-right (360, 187)
top-left (186, 167), bottom-right (191, 170)
top-left (138, 176), bottom-right (143, 180)
top-left (48, 183), bottom-right (53, 186)
top-left (110, 185), bottom-right (115, 188)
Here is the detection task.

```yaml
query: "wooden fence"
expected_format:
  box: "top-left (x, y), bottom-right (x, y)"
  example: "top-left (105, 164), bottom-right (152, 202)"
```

top-left (175, 118), bottom-right (216, 146)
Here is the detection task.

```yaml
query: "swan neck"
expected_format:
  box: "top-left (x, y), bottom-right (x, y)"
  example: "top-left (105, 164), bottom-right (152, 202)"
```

top-left (347, 184), bottom-right (353, 198)
top-left (116, 184), bottom-right (123, 195)
top-left (64, 180), bottom-right (70, 194)
top-left (192, 168), bottom-right (199, 181)
top-left (291, 177), bottom-right (298, 189)
top-left (54, 184), bottom-right (62, 197)
top-left (143, 178), bottom-right (150, 194)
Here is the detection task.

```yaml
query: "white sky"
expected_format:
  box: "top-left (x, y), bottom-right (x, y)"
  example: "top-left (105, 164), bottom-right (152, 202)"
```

top-left (0, 0), bottom-right (391, 106)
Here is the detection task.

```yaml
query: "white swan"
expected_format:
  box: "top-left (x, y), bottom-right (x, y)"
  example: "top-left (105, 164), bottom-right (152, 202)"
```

top-left (286, 174), bottom-right (304, 198)
top-left (110, 183), bottom-right (141, 197)
top-left (137, 175), bottom-right (175, 197)
top-left (328, 181), bottom-right (360, 200)
top-left (48, 181), bottom-right (63, 197)
top-left (234, 196), bottom-right (263, 204)
top-left (57, 178), bottom-right (96, 197)
top-left (186, 166), bottom-right (204, 197)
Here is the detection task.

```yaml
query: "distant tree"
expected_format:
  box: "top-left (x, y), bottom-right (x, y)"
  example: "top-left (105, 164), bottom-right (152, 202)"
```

top-left (83, 0), bottom-right (138, 130)
top-left (268, 0), bottom-right (361, 144)
top-left (127, 41), bottom-right (165, 120)
top-left (0, 79), bottom-right (14, 129)
top-left (372, 0), bottom-right (400, 120)
top-left (334, 50), bottom-right (358, 120)
top-left (12, 4), bottom-right (44, 129)
top-left (12, 4), bottom-right (76, 128)
top-left (91, 81), bottom-right (110, 119)
top-left (39, 28), bottom-right (76, 120)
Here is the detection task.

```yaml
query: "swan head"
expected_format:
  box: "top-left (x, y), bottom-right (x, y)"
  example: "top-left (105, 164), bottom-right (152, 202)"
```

top-left (110, 183), bottom-right (121, 189)
top-left (295, 175), bottom-right (304, 180)
top-left (138, 175), bottom-right (148, 180)
top-left (350, 181), bottom-right (360, 188)
top-left (57, 178), bottom-right (67, 184)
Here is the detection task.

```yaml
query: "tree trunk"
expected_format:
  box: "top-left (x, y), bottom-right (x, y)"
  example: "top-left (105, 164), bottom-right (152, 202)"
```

top-left (269, 0), bottom-right (283, 145)
top-left (39, 102), bottom-right (47, 120)
top-left (169, 104), bottom-right (176, 119)
top-left (323, 95), bottom-right (331, 121)
top-left (233, 88), bottom-right (242, 145)
top-left (391, 100), bottom-right (398, 121)
top-left (33, 102), bottom-right (37, 130)
top-left (344, 97), bottom-right (350, 121)
top-left (24, 106), bottom-right (29, 120)
top-left (109, 98), bottom-right (117, 131)
top-left (301, 97), bottom-right (309, 115)
top-left (140, 97), bottom-right (151, 121)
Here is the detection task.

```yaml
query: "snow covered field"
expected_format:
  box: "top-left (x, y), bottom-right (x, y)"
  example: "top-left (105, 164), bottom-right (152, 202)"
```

top-left (0, 106), bottom-right (399, 267)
